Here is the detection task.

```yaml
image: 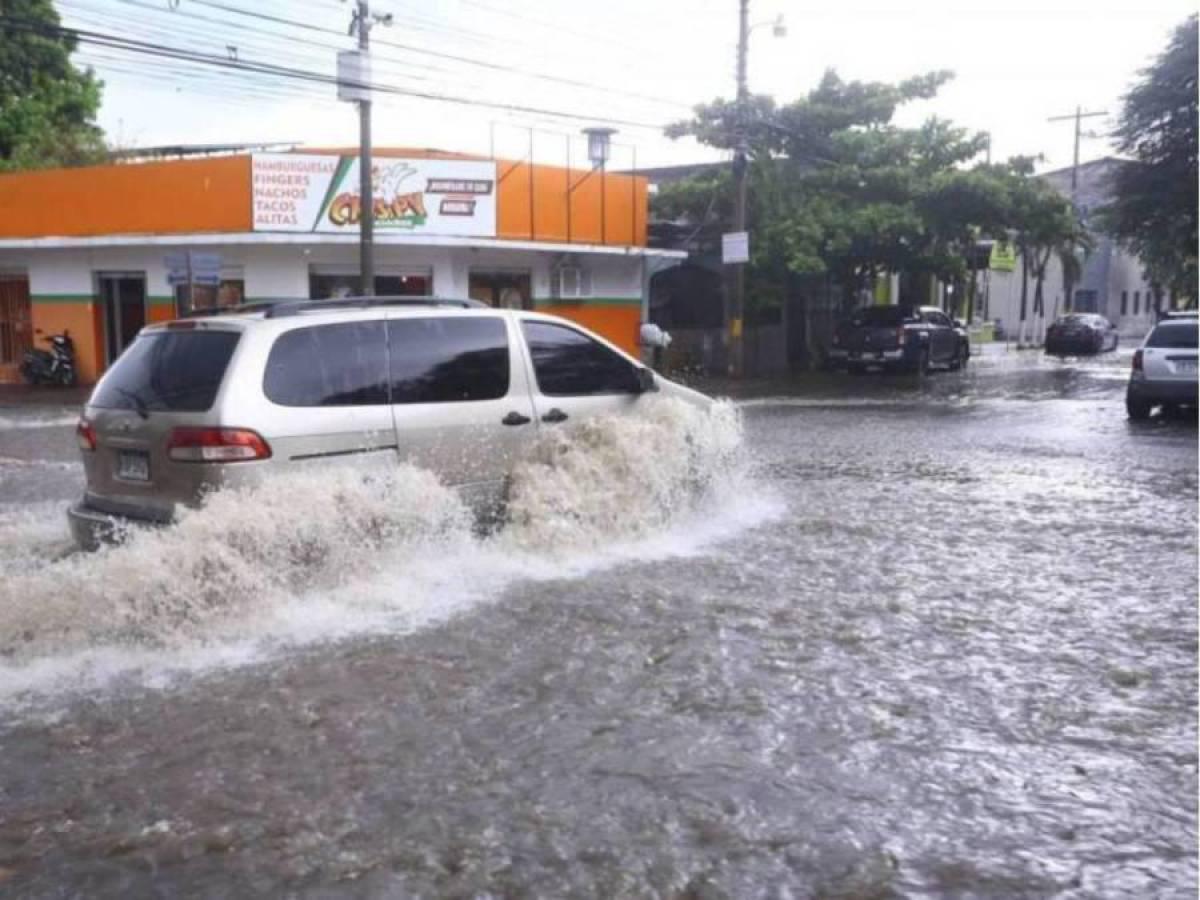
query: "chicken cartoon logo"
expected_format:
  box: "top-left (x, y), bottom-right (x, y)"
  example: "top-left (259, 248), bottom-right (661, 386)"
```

top-left (326, 160), bottom-right (428, 230)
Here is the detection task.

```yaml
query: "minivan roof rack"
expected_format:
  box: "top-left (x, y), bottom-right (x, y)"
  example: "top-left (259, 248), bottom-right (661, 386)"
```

top-left (263, 296), bottom-right (488, 318)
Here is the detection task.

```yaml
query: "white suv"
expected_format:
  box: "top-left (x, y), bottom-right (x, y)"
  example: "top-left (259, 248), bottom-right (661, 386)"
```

top-left (1126, 318), bottom-right (1198, 419)
top-left (69, 298), bottom-right (710, 549)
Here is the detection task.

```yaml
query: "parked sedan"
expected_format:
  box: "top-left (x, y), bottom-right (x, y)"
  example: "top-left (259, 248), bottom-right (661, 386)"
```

top-left (1126, 318), bottom-right (1198, 419)
top-left (1044, 313), bottom-right (1119, 356)
top-left (828, 305), bottom-right (969, 374)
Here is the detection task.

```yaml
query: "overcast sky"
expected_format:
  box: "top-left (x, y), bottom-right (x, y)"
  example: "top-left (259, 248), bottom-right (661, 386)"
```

top-left (60, 0), bottom-right (1195, 174)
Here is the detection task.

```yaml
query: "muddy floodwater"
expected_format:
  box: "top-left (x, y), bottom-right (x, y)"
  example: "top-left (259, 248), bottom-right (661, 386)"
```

top-left (0, 350), bottom-right (1196, 898)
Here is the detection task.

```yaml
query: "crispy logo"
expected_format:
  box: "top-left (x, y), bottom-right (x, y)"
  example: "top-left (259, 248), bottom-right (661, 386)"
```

top-left (327, 162), bottom-right (429, 229)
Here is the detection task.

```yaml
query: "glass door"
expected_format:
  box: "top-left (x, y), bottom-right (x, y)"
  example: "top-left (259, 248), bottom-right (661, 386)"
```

top-left (98, 272), bottom-right (147, 365)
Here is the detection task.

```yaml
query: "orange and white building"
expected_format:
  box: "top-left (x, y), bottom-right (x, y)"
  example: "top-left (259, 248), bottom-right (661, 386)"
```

top-left (0, 147), bottom-right (681, 384)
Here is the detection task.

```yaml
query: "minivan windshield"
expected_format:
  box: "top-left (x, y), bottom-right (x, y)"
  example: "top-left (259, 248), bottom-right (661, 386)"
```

top-left (91, 330), bottom-right (240, 412)
top-left (1146, 323), bottom-right (1199, 349)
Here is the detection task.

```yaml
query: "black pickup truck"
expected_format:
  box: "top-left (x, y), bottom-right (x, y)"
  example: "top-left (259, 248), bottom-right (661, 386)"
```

top-left (827, 305), bottom-right (970, 374)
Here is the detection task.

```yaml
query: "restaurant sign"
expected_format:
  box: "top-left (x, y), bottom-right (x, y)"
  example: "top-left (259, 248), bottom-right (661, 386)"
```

top-left (252, 153), bottom-right (497, 237)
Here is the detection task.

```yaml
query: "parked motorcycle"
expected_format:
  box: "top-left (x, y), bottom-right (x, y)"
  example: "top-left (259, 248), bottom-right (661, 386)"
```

top-left (20, 329), bottom-right (78, 386)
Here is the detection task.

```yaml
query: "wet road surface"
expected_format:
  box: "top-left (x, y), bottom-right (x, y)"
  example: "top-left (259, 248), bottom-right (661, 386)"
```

top-left (0, 348), bottom-right (1196, 897)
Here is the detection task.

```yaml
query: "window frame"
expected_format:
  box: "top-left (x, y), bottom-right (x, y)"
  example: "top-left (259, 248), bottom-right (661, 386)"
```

top-left (520, 318), bottom-right (642, 398)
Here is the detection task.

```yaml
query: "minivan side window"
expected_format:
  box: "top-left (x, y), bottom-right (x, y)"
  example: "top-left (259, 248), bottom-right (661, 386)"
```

top-left (264, 320), bottom-right (389, 406)
top-left (522, 320), bottom-right (639, 396)
top-left (388, 316), bottom-right (509, 404)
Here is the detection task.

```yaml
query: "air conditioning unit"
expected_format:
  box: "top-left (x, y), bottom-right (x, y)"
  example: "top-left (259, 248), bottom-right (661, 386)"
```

top-left (554, 265), bottom-right (592, 299)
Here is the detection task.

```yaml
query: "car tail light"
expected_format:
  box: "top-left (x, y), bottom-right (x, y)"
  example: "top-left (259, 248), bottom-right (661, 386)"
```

top-left (1132, 349), bottom-right (1143, 372)
top-left (166, 427), bottom-right (271, 463)
top-left (832, 333), bottom-right (841, 347)
top-left (76, 419), bottom-right (97, 452)
top-left (896, 328), bottom-right (907, 346)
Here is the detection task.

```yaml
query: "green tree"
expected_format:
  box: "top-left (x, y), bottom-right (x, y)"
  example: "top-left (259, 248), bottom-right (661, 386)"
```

top-left (659, 71), bottom-right (1018, 317)
top-left (0, 0), bottom-right (106, 171)
top-left (1105, 15), bottom-right (1198, 304)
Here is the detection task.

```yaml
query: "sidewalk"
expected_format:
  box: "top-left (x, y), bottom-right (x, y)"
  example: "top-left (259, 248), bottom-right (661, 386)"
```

top-left (0, 384), bottom-right (90, 408)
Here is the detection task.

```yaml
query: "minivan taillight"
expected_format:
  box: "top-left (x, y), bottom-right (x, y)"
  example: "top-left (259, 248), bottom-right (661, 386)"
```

top-left (166, 427), bottom-right (271, 463)
top-left (1132, 349), bottom-right (1144, 372)
top-left (76, 419), bottom-right (96, 452)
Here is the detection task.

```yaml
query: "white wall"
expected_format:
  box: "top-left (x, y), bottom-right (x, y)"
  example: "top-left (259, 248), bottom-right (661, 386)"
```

top-left (0, 241), bottom-right (645, 305)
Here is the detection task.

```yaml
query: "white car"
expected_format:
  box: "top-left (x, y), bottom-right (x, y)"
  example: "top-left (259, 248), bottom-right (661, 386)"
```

top-left (1126, 318), bottom-right (1198, 419)
top-left (68, 297), bottom-right (711, 549)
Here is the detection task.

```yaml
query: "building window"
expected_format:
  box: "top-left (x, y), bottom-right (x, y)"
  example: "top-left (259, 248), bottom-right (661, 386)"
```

top-left (308, 269), bottom-right (431, 299)
top-left (468, 271), bottom-right (531, 309)
top-left (1074, 289), bottom-right (1098, 313)
top-left (1121, 290), bottom-right (1128, 316)
top-left (174, 279), bottom-right (245, 317)
top-left (1134, 291), bottom-right (1140, 315)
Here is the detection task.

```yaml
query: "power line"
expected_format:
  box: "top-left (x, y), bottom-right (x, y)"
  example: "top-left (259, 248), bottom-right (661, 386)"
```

top-left (2, 15), bottom-right (669, 130)
top-left (182, 0), bottom-right (694, 111)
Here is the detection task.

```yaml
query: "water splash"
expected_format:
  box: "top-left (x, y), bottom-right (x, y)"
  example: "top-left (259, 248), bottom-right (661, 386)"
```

top-left (0, 398), bottom-right (778, 705)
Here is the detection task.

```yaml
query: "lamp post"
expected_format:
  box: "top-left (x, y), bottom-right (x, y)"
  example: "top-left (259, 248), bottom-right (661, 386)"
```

top-left (729, 5), bottom-right (785, 377)
top-left (582, 127), bottom-right (616, 243)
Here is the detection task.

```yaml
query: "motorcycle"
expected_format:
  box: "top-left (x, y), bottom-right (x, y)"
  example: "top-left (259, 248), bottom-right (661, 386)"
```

top-left (20, 329), bottom-right (78, 386)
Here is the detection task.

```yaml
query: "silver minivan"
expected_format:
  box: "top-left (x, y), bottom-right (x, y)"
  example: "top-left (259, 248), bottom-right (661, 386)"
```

top-left (69, 298), bottom-right (710, 549)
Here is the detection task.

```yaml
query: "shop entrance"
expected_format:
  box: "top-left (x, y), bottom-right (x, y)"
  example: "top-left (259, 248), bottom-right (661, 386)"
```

top-left (98, 272), bottom-right (146, 365)
top-left (0, 274), bottom-right (32, 382)
top-left (469, 271), bottom-right (532, 309)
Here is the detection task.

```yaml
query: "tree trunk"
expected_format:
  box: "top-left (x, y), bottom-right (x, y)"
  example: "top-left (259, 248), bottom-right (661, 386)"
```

top-left (1018, 250), bottom-right (1030, 347)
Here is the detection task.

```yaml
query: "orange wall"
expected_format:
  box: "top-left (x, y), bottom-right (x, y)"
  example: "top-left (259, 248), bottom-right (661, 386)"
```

top-left (497, 161), bottom-right (646, 247)
top-left (29, 302), bottom-right (102, 384)
top-left (0, 156), bottom-right (252, 239)
top-left (0, 152), bottom-right (646, 247)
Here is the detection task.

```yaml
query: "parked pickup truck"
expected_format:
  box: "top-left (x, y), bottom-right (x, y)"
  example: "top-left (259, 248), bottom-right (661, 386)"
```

top-left (827, 305), bottom-right (969, 374)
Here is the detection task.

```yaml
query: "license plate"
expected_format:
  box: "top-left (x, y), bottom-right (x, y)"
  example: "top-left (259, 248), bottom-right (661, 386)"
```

top-left (1176, 361), bottom-right (1197, 374)
top-left (117, 450), bottom-right (150, 482)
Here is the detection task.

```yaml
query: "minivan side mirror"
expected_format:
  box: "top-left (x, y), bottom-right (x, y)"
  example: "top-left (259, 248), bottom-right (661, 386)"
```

top-left (954, 319), bottom-right (966, 329)
top-left (634, 365), bottom-right (657, 394)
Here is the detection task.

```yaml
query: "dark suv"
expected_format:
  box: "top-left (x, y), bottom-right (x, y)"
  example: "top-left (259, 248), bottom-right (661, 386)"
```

top-left (828, 305), bottom-right (969, 374)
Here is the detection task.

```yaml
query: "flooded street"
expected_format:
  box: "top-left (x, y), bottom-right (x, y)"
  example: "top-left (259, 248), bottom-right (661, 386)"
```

top-left (0, 349), bottom-right (1195, 898)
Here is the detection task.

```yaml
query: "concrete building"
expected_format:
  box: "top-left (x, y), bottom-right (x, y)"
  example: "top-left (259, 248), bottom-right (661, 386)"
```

top-left (0, 148), bottom-right (682, 384)
top-left (979, 158), bottom-right (1164, 342)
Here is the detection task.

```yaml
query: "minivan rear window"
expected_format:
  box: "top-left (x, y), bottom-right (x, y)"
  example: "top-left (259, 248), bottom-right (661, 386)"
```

top-left (91, 331), bottom-right (240, 412)
top-left (1147, 323), bottom-right (1199, 349)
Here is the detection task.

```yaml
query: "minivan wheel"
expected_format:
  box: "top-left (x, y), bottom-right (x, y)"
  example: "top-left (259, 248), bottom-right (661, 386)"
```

top-left (1126, 394), bottom-right (1153, 421)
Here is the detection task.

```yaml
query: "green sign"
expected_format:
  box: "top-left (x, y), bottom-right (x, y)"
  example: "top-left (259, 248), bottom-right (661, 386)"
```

top-left (989, 241), bottom-right (1017, 272)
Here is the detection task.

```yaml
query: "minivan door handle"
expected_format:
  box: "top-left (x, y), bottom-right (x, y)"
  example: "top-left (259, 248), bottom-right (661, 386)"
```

top-left (541, 408), bottom-right (568, 423)
top-left (502, 411), bottom-right (532, 426)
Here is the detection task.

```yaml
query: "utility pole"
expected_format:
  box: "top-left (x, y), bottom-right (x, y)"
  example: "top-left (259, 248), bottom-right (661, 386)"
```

top-left (355, 1), bottom-right (374, 294)
top-left (729, 0), bottom-right (750, 377)
top-left (1047, 106), bottom-right (1106, 312)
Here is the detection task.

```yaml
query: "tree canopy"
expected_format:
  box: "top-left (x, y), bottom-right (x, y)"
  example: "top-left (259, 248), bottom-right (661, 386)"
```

top-left (658, 70), bottom-right (1078, 317)
top-left (1104, 15), bottom-right (1198, 303)
top-left (0, 0), bottom-right (106, 171)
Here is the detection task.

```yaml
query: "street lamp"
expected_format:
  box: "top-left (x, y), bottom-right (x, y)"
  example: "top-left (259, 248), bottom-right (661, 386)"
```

top-left (582, 127), bottom-right (617, 170)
